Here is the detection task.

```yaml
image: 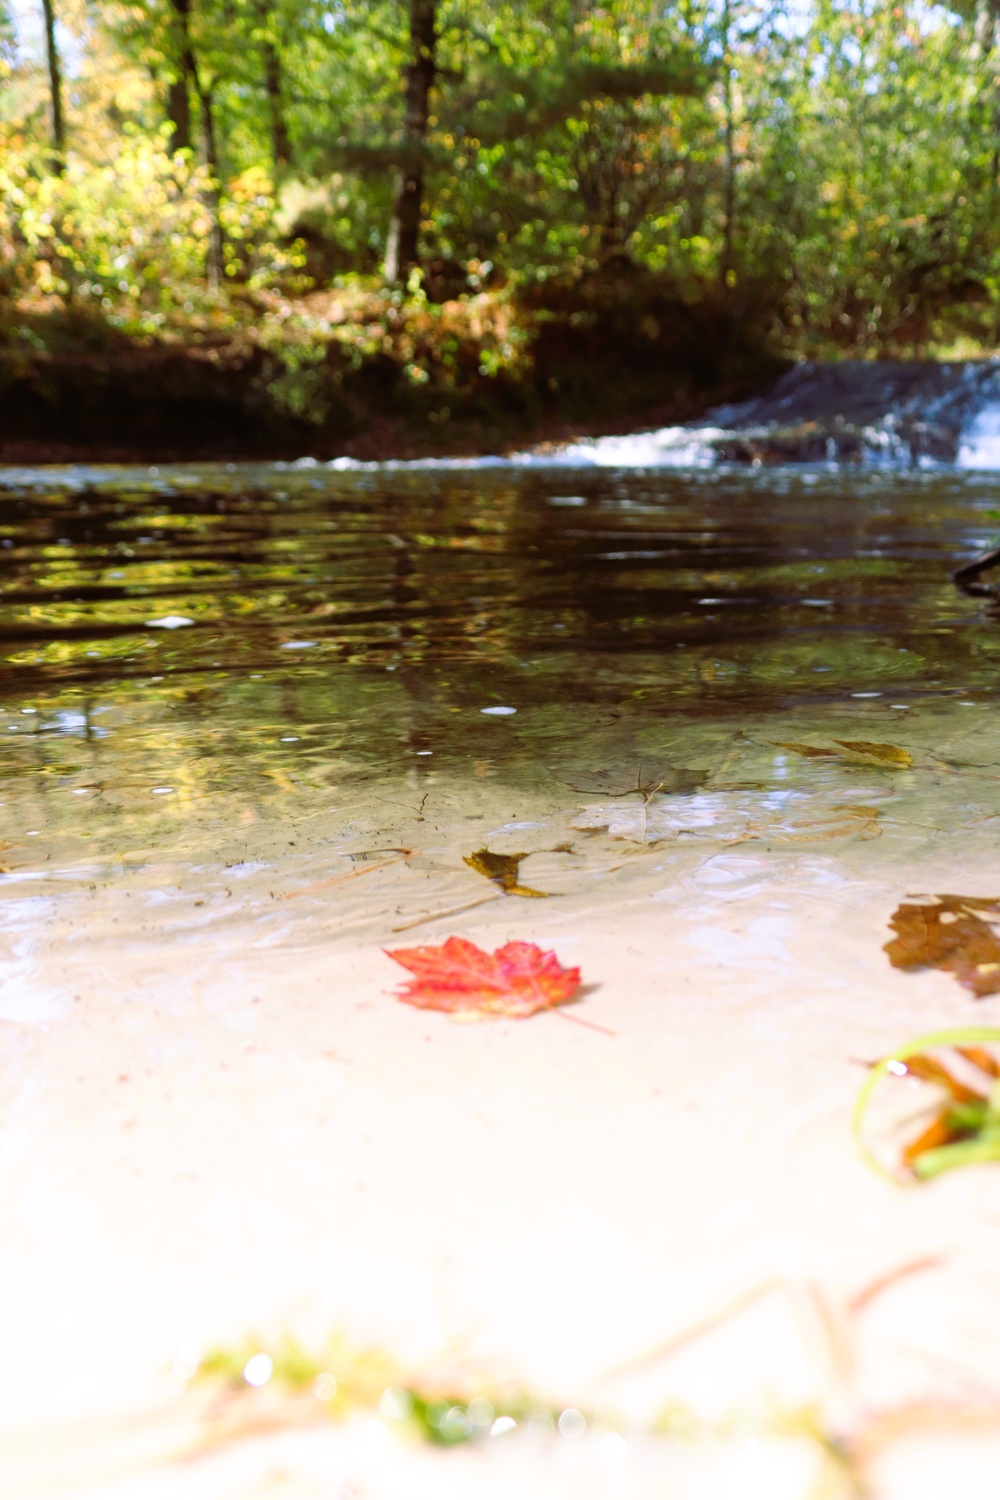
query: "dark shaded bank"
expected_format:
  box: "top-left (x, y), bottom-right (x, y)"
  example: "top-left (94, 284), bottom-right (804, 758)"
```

top-left (0, 278), bottom-right (785, 463)
top-left (4, 278), bottom-right (999, 465)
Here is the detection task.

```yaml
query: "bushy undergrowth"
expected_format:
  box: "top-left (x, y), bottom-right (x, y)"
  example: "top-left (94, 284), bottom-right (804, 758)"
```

top-left (0, 125), bottom-right (994, 456)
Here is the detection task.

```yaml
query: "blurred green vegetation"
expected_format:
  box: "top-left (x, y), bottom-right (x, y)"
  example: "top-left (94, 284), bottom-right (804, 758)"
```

top-left (2, 0), bottom-right (1000, 445)
top-left (198, 1332), bottom-right (560, 1445)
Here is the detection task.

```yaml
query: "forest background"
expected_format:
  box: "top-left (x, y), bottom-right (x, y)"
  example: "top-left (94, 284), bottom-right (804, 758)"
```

top-left (1, 0), bottom-right (999, 457)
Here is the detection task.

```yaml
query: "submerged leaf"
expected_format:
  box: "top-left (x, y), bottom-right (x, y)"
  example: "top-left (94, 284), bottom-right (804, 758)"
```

top-left (831, 739), bottom-right (913, 768)
top-left (768, 741), bottom-right (838, 759)
top-left (463, 848), bottom-right (549, 898)
top-left (385, 936), bottom-right (582, 1019)
top-left (769, 738), bottom-right (912, 768)
top-left (884, 894), bottom-right (1000, 997)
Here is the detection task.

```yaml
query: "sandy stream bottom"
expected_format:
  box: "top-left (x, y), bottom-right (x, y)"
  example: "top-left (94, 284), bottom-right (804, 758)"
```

top-left (4, 701), bottom-right (1000, 1498)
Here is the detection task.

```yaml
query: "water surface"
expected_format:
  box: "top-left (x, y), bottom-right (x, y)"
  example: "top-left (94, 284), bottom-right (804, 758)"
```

top-left (2, 460), bottom-right (999, 920)
top-left (7, 461), bottom-right (1000, 1459)
top-left (2, 463), bottom-right (998, 776)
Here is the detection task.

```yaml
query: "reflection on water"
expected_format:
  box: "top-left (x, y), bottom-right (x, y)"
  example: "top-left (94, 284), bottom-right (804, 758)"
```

top-left (2, 461), bottom-right (1000, 861)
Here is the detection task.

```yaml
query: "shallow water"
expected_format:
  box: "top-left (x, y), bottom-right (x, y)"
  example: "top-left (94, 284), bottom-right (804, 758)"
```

top-left (7, 463), bottom-right (1000, 1498)
top-left (5, 461), bottom-right (1000, 973)
top-left (3, 463), bottom-right (1000, 768)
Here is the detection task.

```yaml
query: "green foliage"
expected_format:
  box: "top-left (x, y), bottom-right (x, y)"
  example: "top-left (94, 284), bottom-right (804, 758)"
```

top-left (3, 0), bottom-right (1000, 369)
top-left (196, 1332), bottom-right (558, 1445)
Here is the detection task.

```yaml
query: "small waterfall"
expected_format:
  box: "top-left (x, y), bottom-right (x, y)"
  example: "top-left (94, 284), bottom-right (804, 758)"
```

top-left (314, 357), bottom-right (1000, 470)
top-left (958, 404), bottom-right (1000, 469)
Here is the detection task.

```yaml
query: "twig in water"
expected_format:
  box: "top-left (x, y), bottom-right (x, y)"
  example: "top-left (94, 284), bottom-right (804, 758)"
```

top-left (282, 851), bottom-right (411, 899)
top-left (390, 892), bottom-right (503, 933)
top-left (552, 1009), bottom-right (616, 1037)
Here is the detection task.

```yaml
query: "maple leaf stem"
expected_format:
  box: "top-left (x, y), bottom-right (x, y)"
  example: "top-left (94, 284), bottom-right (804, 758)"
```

top-left (390, 892), bottom-right (503, 934)
top-left (551, 1009), bottom-right (616, 1037)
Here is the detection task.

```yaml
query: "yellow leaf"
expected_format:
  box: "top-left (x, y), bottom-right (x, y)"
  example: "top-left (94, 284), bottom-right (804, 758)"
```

top-left (831, 740), bottom-right (913, 768)
top-left (768, 738), bottom-right (912, 768)
top-left (463, 848), bottom-right (549, 898)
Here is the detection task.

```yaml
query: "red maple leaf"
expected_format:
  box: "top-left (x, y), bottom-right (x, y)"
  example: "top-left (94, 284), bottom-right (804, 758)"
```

top-left (385, 936), bottom-right (582, 1018)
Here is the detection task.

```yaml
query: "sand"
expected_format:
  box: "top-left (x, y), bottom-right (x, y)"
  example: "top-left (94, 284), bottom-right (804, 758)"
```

top-left (3, 697), bottom-right (1000, 1497)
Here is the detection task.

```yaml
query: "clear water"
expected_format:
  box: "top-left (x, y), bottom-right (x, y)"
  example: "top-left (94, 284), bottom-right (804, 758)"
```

top-left (8, 460), bottom-right (1000, 1461)
top-left (3, 462), bottom-right (999, 742)
top-left (3, 460), bottom-right (1000, 902)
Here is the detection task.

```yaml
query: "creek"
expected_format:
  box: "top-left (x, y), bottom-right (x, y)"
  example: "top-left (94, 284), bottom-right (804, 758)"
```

top-left (4, 457), bottom-right (1000, 1499)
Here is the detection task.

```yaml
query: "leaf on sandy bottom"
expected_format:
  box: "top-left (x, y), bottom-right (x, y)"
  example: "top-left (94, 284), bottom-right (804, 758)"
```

top-left (572, 788), bottom-right (883, 845)
top-left (768, 741), bottom-right (837, 760)
top-left (770, 739), bottom-right (913, 768)
top-left (385, 936), bottom-right (582, 1019)
top-left (463, 847), bottom-right (554, 898)
top-left (884, 894), bottom-right (1000, 997)
top-left (855, 1028), bottom-right (1000, 1180)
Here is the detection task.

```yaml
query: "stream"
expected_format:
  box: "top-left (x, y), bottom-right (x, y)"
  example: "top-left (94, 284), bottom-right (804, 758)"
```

top-left (4, 456), bottom-right (1000, 1499)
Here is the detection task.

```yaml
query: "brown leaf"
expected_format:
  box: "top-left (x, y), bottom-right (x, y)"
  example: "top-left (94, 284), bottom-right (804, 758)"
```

top-left (831, 740), bottom-right (913, 768)
top-left (769, 739), bottom-right (912, 768)
top-left (768, 741), bottom-right (838, 759)
top-left (885, 894), bottom-right (1000, 996)
top-left (462, 848), bottom-right (548, 898)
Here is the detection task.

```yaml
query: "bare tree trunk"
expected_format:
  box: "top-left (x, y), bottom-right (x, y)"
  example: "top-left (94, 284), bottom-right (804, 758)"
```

top-left (256, 2), bottom-right (291, 172)
top-left (976, 0), bottom-right (1000, 184)
top-left (167, 75), bottom-right (191, 151)
top-left (40, 0), bottom-right (65, 172)
top-left (169, 0), bottom-right (224, 289)
top-left (197, 82), bottom-right (224, 289)
top-left (719, 0), bottom-right (736, 292)
top-left (384, 0), bottom-right (436, 284)
top-left (263, 43), bottom-right (291, 170)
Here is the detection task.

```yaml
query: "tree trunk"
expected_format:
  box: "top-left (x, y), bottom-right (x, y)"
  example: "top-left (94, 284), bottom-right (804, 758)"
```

top-left (169, 0), bottom-right (224, 289)
top-left (719, 0), bottom-right (736, 292)
top-left (256, 2), bottom-right (291, 172)
top-left (975, 0), bottom-right (1000, 184)
top-left (167, 76), bottom-right (191, 151)
top-left (384, 0), bottom-right (437, 284)
top-left (263, 42), bottom-right (291, 170)
top-left (197, 82), bottom-right (225, 289)
top-left (40, 0), bottom-right (65, 172)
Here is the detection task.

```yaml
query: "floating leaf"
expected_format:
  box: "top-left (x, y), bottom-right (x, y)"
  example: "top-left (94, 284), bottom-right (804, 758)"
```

top-left (385, 936), bottom-right (581, 1019)
top-left (769, 738), bottom-right (912, 768)
top-left (884, 894), bottom-right (1000, 997)
top-left (854, 1028), bottom-right (1000, 1181)
top-left (463, 848), bottom-right (549, 898)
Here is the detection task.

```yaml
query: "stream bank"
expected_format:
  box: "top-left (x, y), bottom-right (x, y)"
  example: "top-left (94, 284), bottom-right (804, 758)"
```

top-left (0, 275), bottom-right (784, 463)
